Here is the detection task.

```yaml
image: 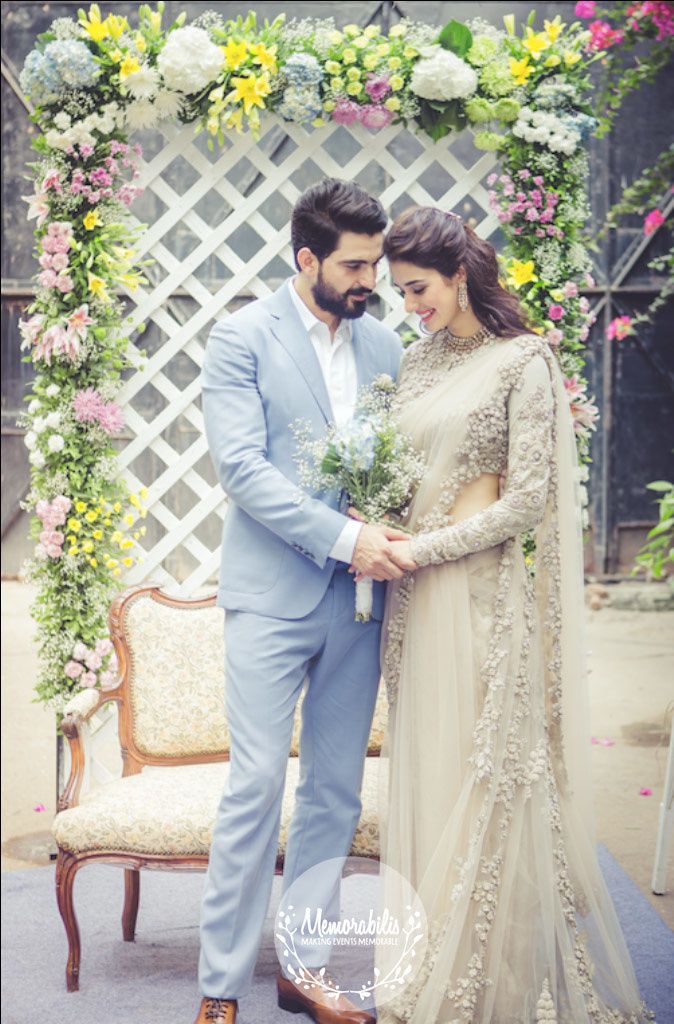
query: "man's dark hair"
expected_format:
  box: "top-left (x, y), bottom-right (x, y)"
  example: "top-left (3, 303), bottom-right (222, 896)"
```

top-left (291, 178), bottom-right (387, 270)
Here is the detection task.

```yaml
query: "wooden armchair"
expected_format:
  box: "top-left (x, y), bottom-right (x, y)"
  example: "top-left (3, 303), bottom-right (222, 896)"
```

top-left (52, 583), bottom-right (387, 992)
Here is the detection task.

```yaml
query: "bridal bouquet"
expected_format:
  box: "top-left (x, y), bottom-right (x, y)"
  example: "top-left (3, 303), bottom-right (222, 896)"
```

top-left (292, 374), bottom-right (426, 620)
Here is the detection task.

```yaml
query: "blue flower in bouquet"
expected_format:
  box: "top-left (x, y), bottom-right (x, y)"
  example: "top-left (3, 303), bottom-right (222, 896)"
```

top-left (332, 418), bottom-right (378, 473)
top-left (560, 112), bottom-right (597, 142)
top-left (44, 39), bottom-right (98, 90)
top-left (277, 84), bottom-right (324, 123)
top-left (19, 50), bottom-right (61, 104)
top-left (284, 53), bottom-right (324, 87)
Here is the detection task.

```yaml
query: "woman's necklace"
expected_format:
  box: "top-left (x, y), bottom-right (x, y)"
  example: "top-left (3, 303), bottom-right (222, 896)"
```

top-left (436, 323), bottom-right (496, 351)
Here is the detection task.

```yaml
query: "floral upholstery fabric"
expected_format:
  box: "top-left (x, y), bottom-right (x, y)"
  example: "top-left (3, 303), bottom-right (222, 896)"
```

top-left (121, 594), bottom-right (388, 760)
top-left (52, 757), bottom-right (381, 858)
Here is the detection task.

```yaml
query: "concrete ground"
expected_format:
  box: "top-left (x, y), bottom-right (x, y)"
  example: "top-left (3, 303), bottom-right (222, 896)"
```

top-left (2, 580), bottom-right (673, 931)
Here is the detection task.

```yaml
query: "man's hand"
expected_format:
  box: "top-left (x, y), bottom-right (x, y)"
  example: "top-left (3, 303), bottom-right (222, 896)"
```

top-left (350, 525), bottom-right (417, 581)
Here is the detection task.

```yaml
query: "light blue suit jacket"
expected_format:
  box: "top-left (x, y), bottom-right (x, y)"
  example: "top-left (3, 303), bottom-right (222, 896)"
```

top-left (200, 279), bottom-right (403, 619)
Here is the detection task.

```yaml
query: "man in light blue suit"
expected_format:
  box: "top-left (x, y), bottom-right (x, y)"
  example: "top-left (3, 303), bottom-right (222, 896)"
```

top-left (194, 179), bottom-right (413, 1024)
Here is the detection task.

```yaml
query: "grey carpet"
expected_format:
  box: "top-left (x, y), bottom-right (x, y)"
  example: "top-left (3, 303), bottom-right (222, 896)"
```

top-left (1, 844), bottom-right (672, 1024)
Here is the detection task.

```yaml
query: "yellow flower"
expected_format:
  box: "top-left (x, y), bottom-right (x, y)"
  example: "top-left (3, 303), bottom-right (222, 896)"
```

top-left (545, 54), bottom-right (561, 67)
top-left (122, 557), bottom-right (134, 567)
top-left (68, 535), bottom-right (76, 544)
top-left (503, 13), bottom-right (516, 36)
top-left (249, 42), bottom-right (278, 73)
top-left (544, 16), bottom-right (564, 43)
top-left (111, 530), bottom-right (123, 543)
top-left (105, 14), bottom-right (128, 39)
top-left (389, 24), bottom-right (406, 38)
top-left (120, 539), bottom-right (134, 550)
top-left (82, 540), bottom-right (94, 553)
top-left (342, 48), bottom-right (357, 64)
top-left (323, 100), bottom-right (336, 112)
top-left (113, 502), bottom-right (122, 513)
top-left (403, 46), bottom-right (418, 59)
top-left (119, 56), bottom-right (141, 80)
top-left (223, 38), bottom-right (247, 71)
top-left (522, 27), bottom-right (550, 59)
top-left (139, 525), bottom-right (147, 536)
top-left (106, 558), bottom-right (118, 568)
top-left (79, 5), bottom-right (109, 43)
top-left (129, 493), bottom-right (141, 508)
top-left (148, 10), bottom-right (162, 31)
top-left (113, 568), bottom-right (121, 577)
top-left (103, 517), bottom-right (112, 526)
top-left (226, 73), bottom-right (271, 114)
top-left (68, 546), bottom-right (79, 556)
top-left (116, 272), bottom-right (143, 292)
top-left (93, 530), bottom-right (104, 540)
top-left (225, 106), bottom-right (245, 132)
top-left (133, 531), bottom-right (141, 540)
top-left (363, 54), bottom-right (379, 71)
top-left (140, 508), bottom-right (147, 519)
top-left (139, 487), bottom-right (149, 501)
top-left (75, 501), bottom-right (87, 513)
top-left (109, 48), bottom-right (123, 63)
top-left (328, 30), bottom-right (344, 44)
top-left (343, 24), bottom-right (360, 37)
top-left (509, 56), bottom-right (534, 85)
top-left (550, 288), bottom-right (564, 302)
top-left (123, 513), bottom-right (134, 526)
top-left (384, 96), bottom-right (401, 111)
top-left (135, 33), bottom-right (147, 52)
top-left (85, 510), bottom-right (98, 522)
top-left (67, 518), bottom-right (81, 532)
top-left (389, 74), bottom-right (404, 91)
top-left (330, 77), bottom-right (344, 91)
top-left (207, 118), bottom-right (220, 136)
top-left (564, 51), bottom-right (581, 66)
top-left (88, 557), bottom-right (98, 567)
top-left (83, 209), bottom-right (100, 230)
top-left (506, 259), bottom-right (538, 289)
top-left (387, 56), bottom-right (402, 70)
top-left (346, 67), bottom-right (361, 81)
top-left (346, 81), bottom-right (363, 96)
top-left (325, 60), bottom-right (341, 75)
top-left (375, 43), bottom-right (390, 56)
top-left (353, 36), bottom-right (370, 49)
top-left (363, 25), bottom-right (380, 39)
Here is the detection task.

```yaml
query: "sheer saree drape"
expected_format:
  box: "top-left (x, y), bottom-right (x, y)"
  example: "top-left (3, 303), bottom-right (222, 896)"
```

top-left (376, 334), bottom-right (652, 1024)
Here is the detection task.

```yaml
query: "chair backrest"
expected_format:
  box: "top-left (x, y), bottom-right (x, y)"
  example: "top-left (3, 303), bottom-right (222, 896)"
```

top-left (110, 585), bottom-right (388, 769)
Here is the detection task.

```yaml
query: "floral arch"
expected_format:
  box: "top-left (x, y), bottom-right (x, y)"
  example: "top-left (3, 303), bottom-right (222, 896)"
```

top-left (17, 2), bottom-right (626, 707)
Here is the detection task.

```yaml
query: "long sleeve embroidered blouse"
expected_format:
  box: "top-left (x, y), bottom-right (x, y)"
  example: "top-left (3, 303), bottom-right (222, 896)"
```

top-left (410, 354), bottom-right (555, 567)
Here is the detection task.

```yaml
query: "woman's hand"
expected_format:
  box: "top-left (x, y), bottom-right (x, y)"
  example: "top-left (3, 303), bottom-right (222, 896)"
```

top-left (351, 539), bottom-right (418, 582)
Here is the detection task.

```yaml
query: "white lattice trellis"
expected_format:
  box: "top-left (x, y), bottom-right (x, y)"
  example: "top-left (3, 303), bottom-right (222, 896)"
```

top-left (117, 115), bottom-right (499, 595)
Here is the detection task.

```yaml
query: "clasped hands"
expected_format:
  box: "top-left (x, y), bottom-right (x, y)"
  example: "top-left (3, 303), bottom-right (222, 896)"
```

top-left (346, 508), bottom-right (418, 582)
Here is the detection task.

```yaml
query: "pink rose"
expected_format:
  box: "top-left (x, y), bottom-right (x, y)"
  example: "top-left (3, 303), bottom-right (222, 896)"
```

top-left (38, 253), bottom-right (54, 269)
top-left (51, 236), bottom-right (71, 254)
top-left (96, 637), bottom-right (114, 656)
top-left (563, 281), bottom-right (578, 298)
top-left (575, 0), bottom-right (596, 16)
top-left (56, 275), bottom-right (74, 294)
top-left (643, 208), bottom-right (665, 235)
top-left (51, 252), bottom-right (69, 272)
top-left (584, 273), bottom-right (596, 288)
top-left (38, 269), bottom-right (58, 289)
top-left (331, 99), bottom-right (361, 126)
top-left (65, 660), bottom-right (84, 679)
top-left (606, 315), bottom-right (633, 340)
top-left (81, 671), bottom-right (98, 688)
top-left (547, 328), bottom-right (564, 346)
top-left (358, 104), bottom-right (394, 130)
top-left (73, 641), bottom-right (88, 661)
top-left (85, 651), bottom-right (103, 671)
top-left (549, 304), bottom-right (565, 321)
top-left (46, 544), bottom-right (63, 558)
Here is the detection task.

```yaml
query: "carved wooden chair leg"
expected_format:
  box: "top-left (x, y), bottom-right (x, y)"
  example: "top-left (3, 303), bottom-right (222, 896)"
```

top-left (55, 848), bottom-right (82, 992)
top-left (122, 868), bottom-right (140, 941)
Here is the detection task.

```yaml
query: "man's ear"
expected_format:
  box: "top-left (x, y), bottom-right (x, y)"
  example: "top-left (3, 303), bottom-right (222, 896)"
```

top-left (297, 246), bottom-right (318, 274)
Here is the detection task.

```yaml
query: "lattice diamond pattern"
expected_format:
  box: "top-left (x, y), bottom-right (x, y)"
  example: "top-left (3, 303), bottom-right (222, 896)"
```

top-left (118, 116), bottom-right (499, 595)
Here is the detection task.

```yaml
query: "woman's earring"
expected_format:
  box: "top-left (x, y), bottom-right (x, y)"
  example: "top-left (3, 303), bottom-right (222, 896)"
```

top-left (458, 280), bottom-right (469, 313)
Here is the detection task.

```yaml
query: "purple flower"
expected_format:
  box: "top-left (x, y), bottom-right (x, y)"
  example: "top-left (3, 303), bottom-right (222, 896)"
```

top-left (364, 74), bottom-right (392, 101)
top-left (358, 104), bottom-right (394, 129)
top-left (331, 99), bottom-right (361, 126)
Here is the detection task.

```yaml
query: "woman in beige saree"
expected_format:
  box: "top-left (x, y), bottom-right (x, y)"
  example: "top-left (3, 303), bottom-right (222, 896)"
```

top-left (370, 208), bottom-right (653, 1024)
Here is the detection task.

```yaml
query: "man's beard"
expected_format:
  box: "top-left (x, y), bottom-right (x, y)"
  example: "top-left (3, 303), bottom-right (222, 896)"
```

top-left (311, 265), bottom-right (371, 320)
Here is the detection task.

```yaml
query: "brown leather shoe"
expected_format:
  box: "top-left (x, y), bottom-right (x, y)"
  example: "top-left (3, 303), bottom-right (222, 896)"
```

top-left (277, 970), bottom-right (376, 1024)
top-left (192, 997), bottom-right (237, 1024)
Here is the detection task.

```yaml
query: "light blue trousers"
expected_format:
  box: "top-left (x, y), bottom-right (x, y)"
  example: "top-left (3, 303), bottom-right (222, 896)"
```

top-left (198, 566), bottom-right (382, 998)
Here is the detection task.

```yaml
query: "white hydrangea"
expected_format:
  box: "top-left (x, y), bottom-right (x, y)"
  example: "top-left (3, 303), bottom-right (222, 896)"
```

top-left (410, 45), bottom-right (478, 102)
top-left (33, 416), bottom-right (47, 434)
top-left (29, 450), bottom-right (46, 468)
top-left (45, 411), bottom-right (61, 429)
top-left (53, 111), bottom-right (71, 130)
top-left (157, 26), bottom-right (223, 94)
top-left (45, 383), bottom-right (60, 398)
top-left (24, 431), bottom-right (38, 451)
top-left (47, 434), bottom-right (65, 453)
top-left (28, 399), bottom-right (41, 414)
top-left (512, 106), bottom-right (578, 154)
top-left (124, 64), bottom-right (161, 101)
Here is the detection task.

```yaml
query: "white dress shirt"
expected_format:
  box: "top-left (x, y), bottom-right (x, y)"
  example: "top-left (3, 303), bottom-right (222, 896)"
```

top-left (288, 277), bottom-right (363, 564)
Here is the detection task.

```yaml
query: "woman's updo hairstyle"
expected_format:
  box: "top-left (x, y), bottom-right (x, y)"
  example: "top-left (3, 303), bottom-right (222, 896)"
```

top-left (383, 206), bottom-right (532, 339)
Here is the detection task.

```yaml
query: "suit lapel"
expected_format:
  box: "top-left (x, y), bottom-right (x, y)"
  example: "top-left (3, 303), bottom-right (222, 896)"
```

top-left (268, 281), bottom-right (334, 424)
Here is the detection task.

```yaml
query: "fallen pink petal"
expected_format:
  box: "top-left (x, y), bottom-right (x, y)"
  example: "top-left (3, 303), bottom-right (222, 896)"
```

top-left (639, 788), bottom-right (653, 796)
top-left (33, 803), bottom-right (46, 812)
